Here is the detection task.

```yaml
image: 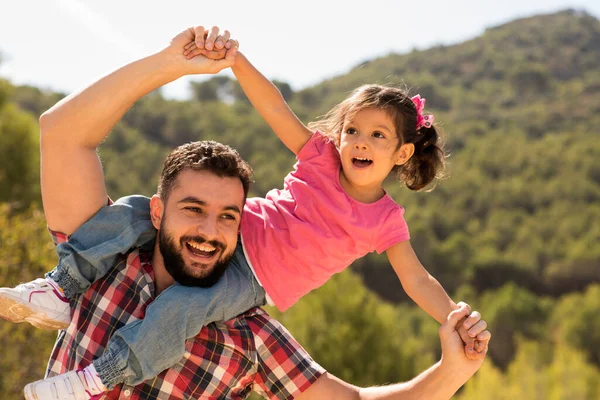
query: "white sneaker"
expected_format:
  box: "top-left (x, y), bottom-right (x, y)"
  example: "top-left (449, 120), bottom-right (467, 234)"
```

top-left (0, 278), bottom-right (70, 330)
top-left (24, 370), bottom-right (105, 400)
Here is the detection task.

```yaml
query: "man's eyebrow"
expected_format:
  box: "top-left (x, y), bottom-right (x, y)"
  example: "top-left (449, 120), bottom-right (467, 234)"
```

top-left (179, 197), bottom-right (241, 215)
top-left (224, 205), bottom-right (242, 215)
top-left (178, 197), bottom-right (207, 206)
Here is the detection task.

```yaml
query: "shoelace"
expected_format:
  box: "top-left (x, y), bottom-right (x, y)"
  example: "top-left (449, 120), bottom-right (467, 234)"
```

top-left (18, 278), bottom-right (49, 290)
top-left (76, 368), bottom-right (105, 397)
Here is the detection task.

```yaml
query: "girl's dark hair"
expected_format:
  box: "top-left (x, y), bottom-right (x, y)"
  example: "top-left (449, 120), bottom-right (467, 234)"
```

top-left (158, 140), bottom-right (253, 201)
top-left (308, 84), bottom-right (447, 191)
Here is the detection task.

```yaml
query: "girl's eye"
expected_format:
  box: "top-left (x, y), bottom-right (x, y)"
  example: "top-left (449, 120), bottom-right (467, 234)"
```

top-left (373, 131), bottom-right (385, 139)
top-left (346, 127), bottom-right (357, 135)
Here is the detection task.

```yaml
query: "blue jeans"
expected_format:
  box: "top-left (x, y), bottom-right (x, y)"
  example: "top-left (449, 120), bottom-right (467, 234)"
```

top-left (47, 195), bottom-right (266, 388)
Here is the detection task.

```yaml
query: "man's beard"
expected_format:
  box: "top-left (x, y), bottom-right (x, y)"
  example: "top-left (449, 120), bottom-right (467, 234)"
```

top-left (158, 223), bottom-right (233, 288)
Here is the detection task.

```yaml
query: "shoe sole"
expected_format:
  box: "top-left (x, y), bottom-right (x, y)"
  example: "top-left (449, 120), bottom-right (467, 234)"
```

top-left (23, 383), bottom-right (38, 400)
top-left (0, 296), bottom-right (69, 330)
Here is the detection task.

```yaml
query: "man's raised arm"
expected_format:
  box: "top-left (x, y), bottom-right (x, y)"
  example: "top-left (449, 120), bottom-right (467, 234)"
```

top-left (40, 26), bottom-right (237, 234)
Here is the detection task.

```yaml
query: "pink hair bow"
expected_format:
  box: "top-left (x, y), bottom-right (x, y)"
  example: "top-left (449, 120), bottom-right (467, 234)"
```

top-left (411, 95), bottom-right (434, 130)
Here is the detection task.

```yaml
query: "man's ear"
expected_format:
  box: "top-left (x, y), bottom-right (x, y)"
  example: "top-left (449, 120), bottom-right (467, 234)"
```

top-left (395, 143), bottom-right (415, 166)
top-left (150, 195), bottom-right (164, 230)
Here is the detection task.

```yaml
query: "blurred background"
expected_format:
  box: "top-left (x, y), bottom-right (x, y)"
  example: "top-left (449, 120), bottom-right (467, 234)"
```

top-left (1, 1), bottom-right (599, 399)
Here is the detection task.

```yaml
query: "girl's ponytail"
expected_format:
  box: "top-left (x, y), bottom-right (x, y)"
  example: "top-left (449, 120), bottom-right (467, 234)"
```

top-left (397, 124), bottom-right (446, 191)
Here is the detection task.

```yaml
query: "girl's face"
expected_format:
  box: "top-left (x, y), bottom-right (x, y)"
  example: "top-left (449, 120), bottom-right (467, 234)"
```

top-left (338, 107), bottom-right (413, 203)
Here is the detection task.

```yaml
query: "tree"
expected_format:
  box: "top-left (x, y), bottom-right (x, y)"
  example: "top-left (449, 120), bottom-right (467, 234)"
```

top-left (550, 284), bottom-right (600, 365)
top-left (266, 270), bottom-right (433, 387)
top-left (0, 81), bottom-right (40, 207)
top-left (0, 205), bottom-right (59, 398)
top-left (478, 283), bottom-right (553, 368)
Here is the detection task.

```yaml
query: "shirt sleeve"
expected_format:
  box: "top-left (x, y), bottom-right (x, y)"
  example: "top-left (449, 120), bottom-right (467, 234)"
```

top-left (375, 204), bottom-right (411, 254)
top-left (295, 131), bottom-right (332, 162)
top-left (248, 311), bottom-right (325, 399)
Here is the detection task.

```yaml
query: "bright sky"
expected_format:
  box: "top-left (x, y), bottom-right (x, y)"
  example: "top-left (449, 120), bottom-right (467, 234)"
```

top-left (1, 0), bottom-right (598, 100)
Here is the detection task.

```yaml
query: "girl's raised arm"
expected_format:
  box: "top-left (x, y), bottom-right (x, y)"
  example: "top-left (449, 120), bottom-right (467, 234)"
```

top-left (232, 52), bottom-right (312, 155)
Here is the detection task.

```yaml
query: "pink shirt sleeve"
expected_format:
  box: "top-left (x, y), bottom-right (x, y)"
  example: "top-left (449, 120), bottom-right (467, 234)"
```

top-left (374, 204), bottom-right (411, 254)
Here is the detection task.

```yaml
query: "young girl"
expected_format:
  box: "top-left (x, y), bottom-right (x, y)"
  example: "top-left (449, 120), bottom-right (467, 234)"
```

top-left (2, 35), bottom-right (485, 397)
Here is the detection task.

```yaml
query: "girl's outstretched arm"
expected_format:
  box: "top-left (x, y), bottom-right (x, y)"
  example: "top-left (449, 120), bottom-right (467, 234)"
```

top-left (386, 241), bottom-right (487, 359)
top-left (386, 241), bottom-right (457, 324)
top-left (231, 52), bottom-right (312, 155)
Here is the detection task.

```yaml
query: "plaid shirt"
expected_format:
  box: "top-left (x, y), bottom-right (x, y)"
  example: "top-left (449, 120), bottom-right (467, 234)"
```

top-left (47, 229), bottom-right (324, 399)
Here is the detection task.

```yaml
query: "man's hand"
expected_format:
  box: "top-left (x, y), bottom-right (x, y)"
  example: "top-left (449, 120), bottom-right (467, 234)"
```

top-left (181, 26), bottom-right (239, 64)
top-left (439, 303), bottom-right (491, 379)
top-left (162, 25), bottom-right (238, 75)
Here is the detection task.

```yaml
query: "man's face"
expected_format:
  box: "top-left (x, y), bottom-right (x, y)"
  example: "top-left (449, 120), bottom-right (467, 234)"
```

top-left (152, 169), bottom-right (244, 287)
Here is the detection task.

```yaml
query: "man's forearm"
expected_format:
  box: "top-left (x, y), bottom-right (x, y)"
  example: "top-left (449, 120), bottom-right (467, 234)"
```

top-left (40, 50), bottom-right (183, 149)
top-left (358, 361), bottom-right (467, 400)
top-left (300, 360), bottom-right (474, 400)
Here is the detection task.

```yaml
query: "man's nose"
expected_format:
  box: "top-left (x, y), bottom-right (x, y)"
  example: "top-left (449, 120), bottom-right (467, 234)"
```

top-left (197, 216), bottom-right (219, 239)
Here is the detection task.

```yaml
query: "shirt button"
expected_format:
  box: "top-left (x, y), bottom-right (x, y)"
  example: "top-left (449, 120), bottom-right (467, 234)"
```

top-left (123, 389), bottom-right (131, 397)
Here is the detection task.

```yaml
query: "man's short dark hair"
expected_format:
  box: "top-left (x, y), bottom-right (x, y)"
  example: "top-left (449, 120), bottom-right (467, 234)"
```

top-left (157, 141), bottom-right (253, 202)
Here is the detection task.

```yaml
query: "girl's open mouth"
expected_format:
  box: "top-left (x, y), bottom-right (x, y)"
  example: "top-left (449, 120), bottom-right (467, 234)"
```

top-left (352, 157), bottom-right (373, 167)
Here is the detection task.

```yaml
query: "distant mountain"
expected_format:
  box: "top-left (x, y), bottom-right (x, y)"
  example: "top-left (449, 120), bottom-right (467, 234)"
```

top-left (290, 9), bottom-right (599, 140)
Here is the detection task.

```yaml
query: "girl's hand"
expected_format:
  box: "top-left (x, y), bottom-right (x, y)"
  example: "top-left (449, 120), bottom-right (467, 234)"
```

top-left (455, 302), bottom-right (490, 360)
top-left (182, 27), bottom-right (239, 63)
top-left (440, 304), bottom-right (490, 378)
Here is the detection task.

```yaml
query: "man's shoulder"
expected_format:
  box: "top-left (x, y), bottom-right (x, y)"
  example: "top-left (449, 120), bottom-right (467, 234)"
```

top-left (92, 247), bottom-right (154, 289)
top-left (227, 308), bottom-right (295, 343)
top-left (123, 248), bottom-right (154, 281)
top-left (206, 307), bottom-right (275, 341)
top-left (227, 307), bottom-right (267, 323)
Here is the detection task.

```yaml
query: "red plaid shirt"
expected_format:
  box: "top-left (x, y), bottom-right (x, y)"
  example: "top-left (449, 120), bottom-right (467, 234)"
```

top-left (46, 229), bottom-right (324, 399)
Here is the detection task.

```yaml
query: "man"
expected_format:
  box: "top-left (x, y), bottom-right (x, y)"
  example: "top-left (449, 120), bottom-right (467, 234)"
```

top-left (4, 25), bottom-right (490, 399)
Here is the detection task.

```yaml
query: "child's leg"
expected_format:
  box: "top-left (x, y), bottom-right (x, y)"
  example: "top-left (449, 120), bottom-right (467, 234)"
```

top-left (93, 244), bottom-right (265, 388)
top-left (48, 195), bottom-right (156, 299)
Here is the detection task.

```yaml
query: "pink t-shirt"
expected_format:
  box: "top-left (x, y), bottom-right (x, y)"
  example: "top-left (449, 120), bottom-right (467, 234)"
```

top-left (241, 132), bottom-right (410, 311)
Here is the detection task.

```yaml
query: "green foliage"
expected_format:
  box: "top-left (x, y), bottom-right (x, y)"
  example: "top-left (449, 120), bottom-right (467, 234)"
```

top-left (0, 77), bottom-right (12, 108)
top-left (10, 85), bottom-right (65, 117)
top-left (457, 340), bottom-right (600, 400)
top-left (0, 83), bottom-right (40, 207)
top-left (190, 76), bottom-right (235, 102)
top-left (0, 205), bottom-right (61, 399)
top-left (99, 124), bottom-right (168, 198)
top-left (550, 284), bottom-right (600, 365)
top-left (267, 270), bottom-right (437, 386)
top-left (477, 283), bottom-right (553, 368)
